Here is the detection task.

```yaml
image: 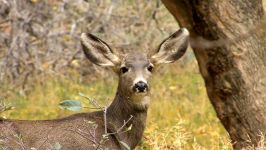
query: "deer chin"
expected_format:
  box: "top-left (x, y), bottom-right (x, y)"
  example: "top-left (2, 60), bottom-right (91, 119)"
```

top-left (130, 94), bottom-right (150, 109)
top-left (134, 91), bottom-right (148, 95)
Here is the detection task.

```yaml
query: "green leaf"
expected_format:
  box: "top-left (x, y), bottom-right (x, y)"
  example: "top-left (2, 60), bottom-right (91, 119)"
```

top-left (79, 92), bottom-right (86, 97)
top-left (59, 100), bottom-right (82, 111)
top-left (53, 142), bottom-right (61, 150)
top-left (119, 141), bottom-right (131, 150)
top-left (126, 124), bottom-right (132, 132)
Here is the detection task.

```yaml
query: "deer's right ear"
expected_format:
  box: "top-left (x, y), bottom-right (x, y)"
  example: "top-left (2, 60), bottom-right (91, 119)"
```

top-left (151, 28), bottom-right (189, 65)
top-left (81, 33), bottom-right (120, 67)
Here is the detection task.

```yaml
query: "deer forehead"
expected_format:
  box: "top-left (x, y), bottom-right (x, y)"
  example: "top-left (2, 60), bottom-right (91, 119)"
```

top-left (121, 52), bottom-right (151, 68)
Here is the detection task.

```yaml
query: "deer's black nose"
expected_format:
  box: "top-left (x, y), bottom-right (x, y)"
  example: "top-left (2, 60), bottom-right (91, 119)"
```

top-left (133, 81), bottom-right (148, 93)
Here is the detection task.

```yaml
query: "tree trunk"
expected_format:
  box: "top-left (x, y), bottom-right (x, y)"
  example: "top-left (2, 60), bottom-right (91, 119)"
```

top-left (161, 0), bottom-right (266, 149)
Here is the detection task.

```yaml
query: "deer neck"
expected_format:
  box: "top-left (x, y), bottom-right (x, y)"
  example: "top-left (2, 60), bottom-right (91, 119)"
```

top-left (106, 89), bottom-right (150, 148)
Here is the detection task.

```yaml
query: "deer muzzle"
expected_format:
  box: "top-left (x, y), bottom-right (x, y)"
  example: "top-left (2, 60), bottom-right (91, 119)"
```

top-left (133, 81), bottom-right (148, 93)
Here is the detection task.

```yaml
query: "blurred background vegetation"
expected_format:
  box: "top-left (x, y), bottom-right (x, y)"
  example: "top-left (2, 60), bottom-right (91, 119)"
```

top-left (0, 0), bottom-right (233, 149)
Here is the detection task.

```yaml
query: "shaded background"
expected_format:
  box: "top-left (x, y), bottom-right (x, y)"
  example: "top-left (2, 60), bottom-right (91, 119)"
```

top-left (0, 0), bottom-right (232, 149)
top-left (0, 0), bottom-right (194, 92)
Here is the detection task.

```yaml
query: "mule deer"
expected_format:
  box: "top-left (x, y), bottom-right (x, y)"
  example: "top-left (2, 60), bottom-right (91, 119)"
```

top-left (0, 28), bottom-right (189, 149)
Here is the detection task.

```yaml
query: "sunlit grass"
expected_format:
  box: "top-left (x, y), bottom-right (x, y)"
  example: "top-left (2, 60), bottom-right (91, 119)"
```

top-left (0, 64), bottom-right (232, 149)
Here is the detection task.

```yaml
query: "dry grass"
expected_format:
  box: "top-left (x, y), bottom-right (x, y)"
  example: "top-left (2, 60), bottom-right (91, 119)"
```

top-left (0, 64), bottom-right (233, 149)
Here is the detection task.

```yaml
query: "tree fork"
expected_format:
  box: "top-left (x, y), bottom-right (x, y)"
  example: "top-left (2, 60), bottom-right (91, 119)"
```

top-left (162, 0), bottom-right (266, 149)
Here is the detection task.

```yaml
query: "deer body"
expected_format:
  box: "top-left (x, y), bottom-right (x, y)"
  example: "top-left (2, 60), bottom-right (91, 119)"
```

top-left (0, 28), bottom-right (189, 149)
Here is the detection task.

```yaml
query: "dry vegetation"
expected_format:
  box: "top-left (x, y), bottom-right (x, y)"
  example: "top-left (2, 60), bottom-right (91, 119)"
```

top-left (4, 0), bottom-right (264, 149)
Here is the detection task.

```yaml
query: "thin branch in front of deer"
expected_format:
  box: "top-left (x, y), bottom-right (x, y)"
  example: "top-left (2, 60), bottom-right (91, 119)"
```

top-left (80, 128), bottom-right (97, 144)
top-left (4, 136), bottom-right (25, 150)
top-left (0, 135), bottom-right (7, 148)
top-left (4, 127), bottom-right (26, 150)
top-left (0, 100), bottom-right (14, 113)
top-left (35, 135), bottom-right (49, 150)
top-left (82, 107), bottom-right (103, 110)
top-left (105, 115), bottom-right (134, 136)
top-left (82, 121), bottom-right (99, 137)
top-left (104, 106), bottom-right (107, 134)
top-left (35, 126), bottom-right (58, 150)
top-left (78, 94), bottom-right (133, 147)
top-left (66, 128), bottom-right (100, 146)
top-left (79, 93), bottom-right (103, 109)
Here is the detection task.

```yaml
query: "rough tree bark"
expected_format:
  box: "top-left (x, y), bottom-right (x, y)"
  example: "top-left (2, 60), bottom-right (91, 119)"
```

top-left (162, 0), bottom-right (266, 149)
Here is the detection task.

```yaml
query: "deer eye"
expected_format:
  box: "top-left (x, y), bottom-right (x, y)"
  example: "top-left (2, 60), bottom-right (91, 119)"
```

top-left (120, 67), bottom-right (129, 74)
top-left (147, 65), bottom-right (153, 72)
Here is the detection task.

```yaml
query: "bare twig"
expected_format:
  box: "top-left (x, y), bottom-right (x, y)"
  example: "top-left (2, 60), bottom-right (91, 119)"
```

top-left (4, 126), bottom-right (26, 150)
top-left (79, 93), bottom-right (103, 109)
top-left (104, 106), bottom-right (107, 134)
top-left (105, 115), bottom-right (133, 136)
top-left (66, 128), bottom-right (99, 146)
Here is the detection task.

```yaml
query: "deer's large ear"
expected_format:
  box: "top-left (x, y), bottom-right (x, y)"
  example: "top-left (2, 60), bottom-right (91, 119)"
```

top-left (151, 28), bottom-right (189, 64)
top-left (81, 33), bottom-right (120, 67)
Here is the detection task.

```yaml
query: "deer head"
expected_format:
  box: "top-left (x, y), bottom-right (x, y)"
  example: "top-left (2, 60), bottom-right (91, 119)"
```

top-left (80, 28), bottom-right (189, 103)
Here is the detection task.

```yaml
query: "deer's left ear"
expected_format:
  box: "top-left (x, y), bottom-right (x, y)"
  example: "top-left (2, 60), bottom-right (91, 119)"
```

top-left (81, 33), bottom-right (120, 67)
top-left (151, 28), bottom-right (189, 64)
